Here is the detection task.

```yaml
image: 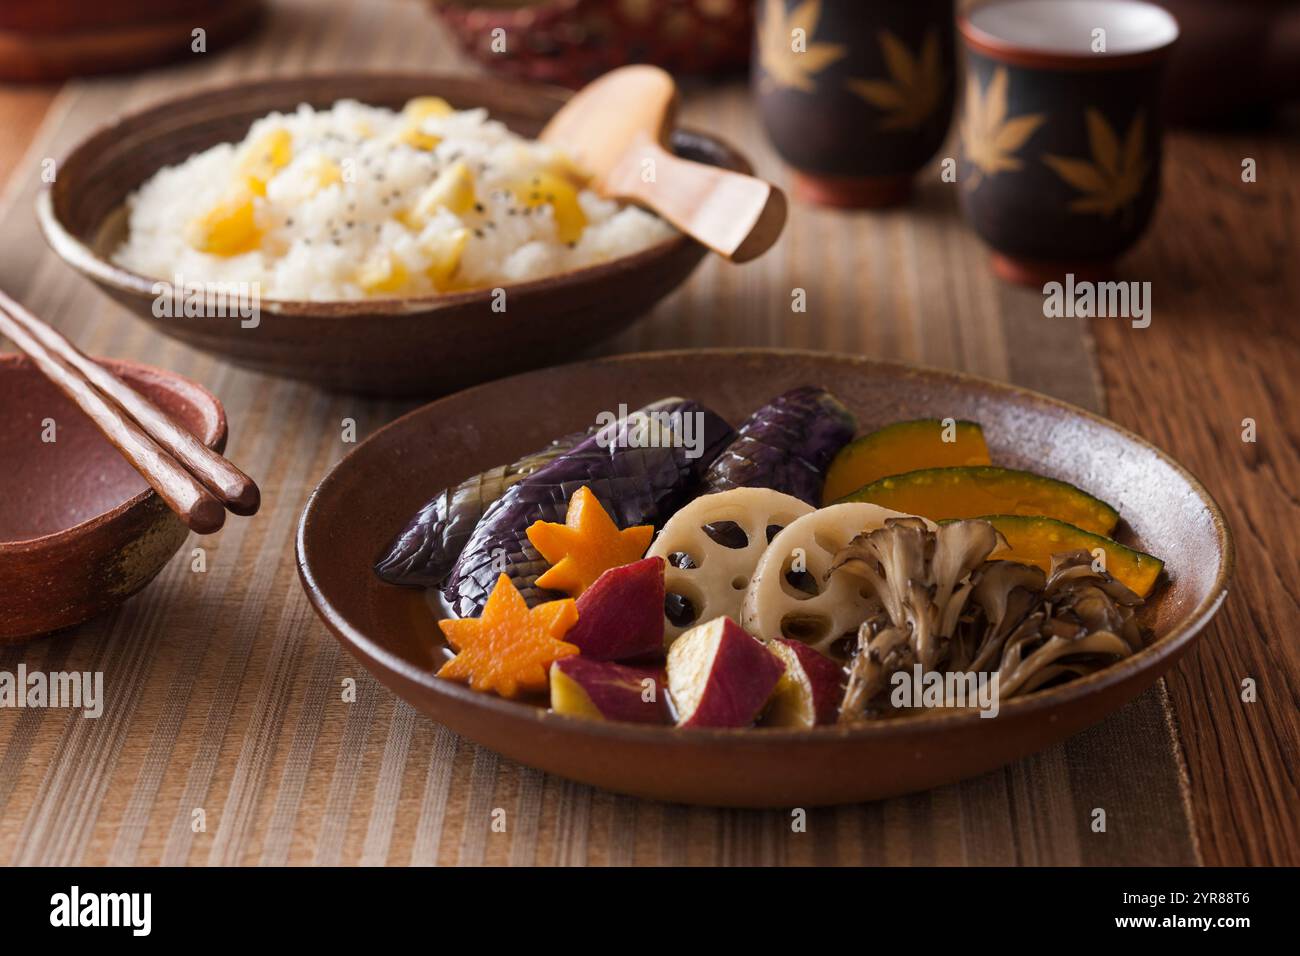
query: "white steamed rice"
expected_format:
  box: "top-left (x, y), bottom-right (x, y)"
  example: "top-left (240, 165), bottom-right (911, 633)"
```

top-left (112, 98), bottom-right (675, 300)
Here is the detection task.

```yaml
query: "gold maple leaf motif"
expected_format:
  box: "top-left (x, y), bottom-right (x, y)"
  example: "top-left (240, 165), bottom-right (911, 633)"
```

top-left (757, 0), bottom-right (846, 93)
top-left (1043, 109), bottom-right (1149, 217)
top-left (962, 66), bottom-right (1045, 188)
top-left (846, 30), bottom-right (945, 130)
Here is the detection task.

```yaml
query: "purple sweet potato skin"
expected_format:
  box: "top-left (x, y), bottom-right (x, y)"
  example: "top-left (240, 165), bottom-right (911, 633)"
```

top-left (554, 657), bottom-right (668, 725)
top-left (680, 620), bottom-right (786, 728)
top-left (774, 637), bottom-right (845, 726)
top-left (702, 386), bottom-right (856, 505)
top-left (566, 557), bottom-right (666, 662)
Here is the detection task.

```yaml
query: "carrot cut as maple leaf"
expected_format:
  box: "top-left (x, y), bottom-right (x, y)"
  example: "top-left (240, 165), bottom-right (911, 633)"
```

top-left (437, 573), bottom-right (578, 699)
top-left (526, 486), bottom-right (654, 597)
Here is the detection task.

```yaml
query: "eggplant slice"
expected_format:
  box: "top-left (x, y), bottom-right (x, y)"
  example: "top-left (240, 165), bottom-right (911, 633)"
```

top-left (444, 399), bottom-right (735, 617)
top-left (702, 386), bottom-right (856, 505)
top-left (374, 432), bottom-right (587, 588)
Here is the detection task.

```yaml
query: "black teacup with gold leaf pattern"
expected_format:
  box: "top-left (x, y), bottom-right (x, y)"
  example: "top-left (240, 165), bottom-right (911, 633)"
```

top-left (958, 0), bottom-right (1179, 284)
top-left (753, 0), bottom-right (956, 207)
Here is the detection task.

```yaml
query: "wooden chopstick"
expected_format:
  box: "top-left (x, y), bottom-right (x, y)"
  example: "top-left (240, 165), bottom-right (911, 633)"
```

top-left (0, 289), bottom-right (260, 517)
top-left (0, 293), bottom-right (257, 534)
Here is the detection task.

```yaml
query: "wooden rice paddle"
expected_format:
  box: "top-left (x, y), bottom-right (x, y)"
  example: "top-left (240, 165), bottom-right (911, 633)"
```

top-left (541, 66), bottom-right (787, 263)
top-left (0, 288), bottom-right (259, 534)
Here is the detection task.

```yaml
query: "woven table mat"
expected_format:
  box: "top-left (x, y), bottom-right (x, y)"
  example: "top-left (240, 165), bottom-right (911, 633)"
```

top-left (0, 0), bottom-right (1197, 865)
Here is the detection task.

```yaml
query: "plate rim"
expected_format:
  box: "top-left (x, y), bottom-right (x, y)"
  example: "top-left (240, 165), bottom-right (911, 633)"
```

top-left (296, 346), bottom-right (1234, 743)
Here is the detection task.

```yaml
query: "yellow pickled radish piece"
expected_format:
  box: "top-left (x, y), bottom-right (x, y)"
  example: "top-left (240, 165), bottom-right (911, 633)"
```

top-left (399, 127), bottom-right (441, 151)
top-left (512, 171), bottom-right (587, 244)
top-left (185, 188), bottom-right (261, 256)
top-left (238, 128), bottom-right (292, 196)
top-left (425, 228), bottom-right (470, 291)
top-left (412, 160), bottom-right (477, 220)
top-left (357, 251), bottom-right (410, 295)
top-left (403, 97), bottom-right (454, 122)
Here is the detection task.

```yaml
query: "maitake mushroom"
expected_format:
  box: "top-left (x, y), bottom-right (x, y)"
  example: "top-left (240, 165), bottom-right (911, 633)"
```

top-left (831, 518), bottom-right (1001, 719)
top-left (830, 518), bottom-right (1148, 722)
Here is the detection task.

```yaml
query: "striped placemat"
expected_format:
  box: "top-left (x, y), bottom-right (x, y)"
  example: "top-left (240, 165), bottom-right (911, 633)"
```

top-left (0, 0), bottom-right (1197, 865)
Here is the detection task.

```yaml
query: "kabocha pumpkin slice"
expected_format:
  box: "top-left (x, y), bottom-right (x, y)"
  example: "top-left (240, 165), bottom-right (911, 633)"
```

top-left (526, 486), bottom-right (654, 597)
top-left (840, 466), bottom-right (1119, 536)
top-left (821, 419), bottom-right (991, 504)
top-left (437, 573), bottom-right (578, 699)
top-left (979, 514), bottom-right (1163, 597)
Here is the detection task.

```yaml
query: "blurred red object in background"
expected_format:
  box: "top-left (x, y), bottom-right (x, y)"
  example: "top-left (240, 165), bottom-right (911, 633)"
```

top-left (430, 0), bottom-right (754, 88)
top-left (0, 0), bottom-right (263, 82)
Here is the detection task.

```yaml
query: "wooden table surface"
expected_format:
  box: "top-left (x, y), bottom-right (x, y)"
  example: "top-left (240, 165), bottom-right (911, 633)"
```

top-left (0, 0), bottom-right (1294, 866)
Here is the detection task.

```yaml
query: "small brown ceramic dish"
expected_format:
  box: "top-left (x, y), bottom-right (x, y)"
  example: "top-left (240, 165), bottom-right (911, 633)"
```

top-left (958, 0), bottom-right (1180, 285)
top-left (0, 354), bottom-right (226, 643)
top-left (36, 73), bottom-right (751, 397)
top-left (296, 349), bottom-right (1232, 807)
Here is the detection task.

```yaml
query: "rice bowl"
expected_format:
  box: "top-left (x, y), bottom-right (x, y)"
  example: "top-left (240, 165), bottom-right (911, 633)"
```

top-left (112, 98), bottom-right (675, 301)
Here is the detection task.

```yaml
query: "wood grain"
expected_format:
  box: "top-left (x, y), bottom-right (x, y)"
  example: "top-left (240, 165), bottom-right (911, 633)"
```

top-left (0, 0), bottom-right (1283, 866)
top-left (0, 84), bottom-right (58, 191)
top-left (1092, 123), bottom-right (1300, 866)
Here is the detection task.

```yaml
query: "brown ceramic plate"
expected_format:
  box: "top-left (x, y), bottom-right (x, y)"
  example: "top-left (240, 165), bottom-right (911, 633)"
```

top-left (35, 73), bottom-right (751, 396)
top-left (0, 354), bottom-right (226, 642)
top-left (296, 349), bottom-right (1232, 806)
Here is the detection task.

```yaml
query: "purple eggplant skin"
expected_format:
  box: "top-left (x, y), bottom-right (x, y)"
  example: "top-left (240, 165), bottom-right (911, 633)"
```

top-left (373, 432), bottom-right (586, 589)
top-left (702, 386), bottom-right (856, 505)
top-left (444, 399), bottom-right (735, 617)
